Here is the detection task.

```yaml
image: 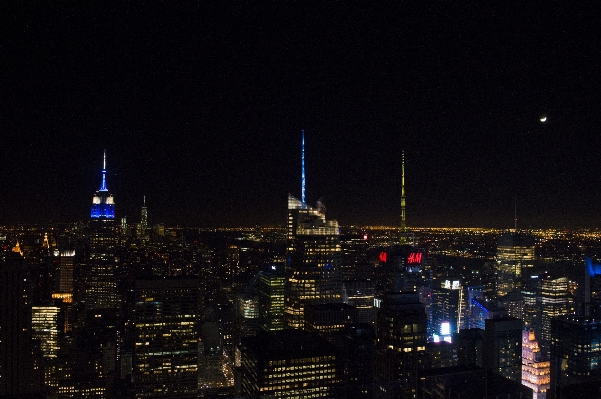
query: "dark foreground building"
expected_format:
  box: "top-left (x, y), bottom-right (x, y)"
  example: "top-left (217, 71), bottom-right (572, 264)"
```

top-left (133, 278), bottom-right (202, 398)
top-left (239, 329), bottom-right (342, 398)
top-left (550, 315), bottom-right (601, 398)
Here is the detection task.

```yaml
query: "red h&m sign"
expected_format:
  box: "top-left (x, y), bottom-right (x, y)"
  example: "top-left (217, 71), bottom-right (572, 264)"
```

top-left (407, 252), bottom-right (422, 264)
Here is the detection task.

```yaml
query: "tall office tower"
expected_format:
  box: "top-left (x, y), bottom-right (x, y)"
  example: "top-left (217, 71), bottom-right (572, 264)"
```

top-left (258, 265), bottom-right (285, 331)
top-left (375, 292), bottom-right (427, 399)
top-left (550, 315), bottom-right (601, 396)
top-left (340, 232), bottom-right (372, 281)
top-left (522, 276), bottom-right (539, 330)
top-left (86, 151), bottom-right (119, 310)
top-left (31, 306), bottom-right (60, 358)
top-left (140, 196), bottom-right (148, 232)
top-left (285, 194), bottom-right (342, 329)
top-left (133, 279), bottom-right (202, 398)
top-left (431, 277), bottom-right (466, 337)
top-left (377, 246), bottom-right (427, 294)
top-left (58, 250), bottom-right (75, 293)
top-left (483, 317), bottom-right (523, 383)
top-left (0, 253), bottom-right (39, 394)
top-left (334, 324), bottom-right (376, 399)
top-left (495, 232), bottom-right (535, 297)
top-left (498, 290), bottom-right (524, 321)
top-left (538, 276), bottom-right (568, 357)
top-left (239, 330), bottom-right (341, 399)
top-left (344, 280), bottom-right (375, 324)
top-left (236, 293), bottom-right (260, 341)
top-left (522, 329), bottom-right (550, 399)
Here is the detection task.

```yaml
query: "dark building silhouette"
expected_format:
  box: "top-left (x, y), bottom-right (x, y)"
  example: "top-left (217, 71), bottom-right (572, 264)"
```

top-left (483, 317), bottom-right (523, 383)
top-left (375, 292), bottom-right (427, 399)
top-left (0, 252), bottom-right (41, 395)
top-left (550, 315), bottom-right (601, 398)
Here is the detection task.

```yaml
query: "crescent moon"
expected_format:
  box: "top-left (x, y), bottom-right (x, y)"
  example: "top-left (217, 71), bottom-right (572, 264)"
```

top-left (540, 116), bottom-right (547, 122)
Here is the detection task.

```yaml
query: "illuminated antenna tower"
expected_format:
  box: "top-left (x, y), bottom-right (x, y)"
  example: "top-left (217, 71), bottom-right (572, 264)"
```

top-left (400, 150), bottom-right (413, 245)
top-left (301, 130), bottom-right (306, 205)
top-left (100, 149), bottom-right (108, 191)
top-left (514, 195), bottom-right (518, 232)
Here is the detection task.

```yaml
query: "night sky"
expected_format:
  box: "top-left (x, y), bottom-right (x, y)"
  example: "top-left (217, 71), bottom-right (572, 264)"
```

top-left (3, 2), bottom-right (601, 228)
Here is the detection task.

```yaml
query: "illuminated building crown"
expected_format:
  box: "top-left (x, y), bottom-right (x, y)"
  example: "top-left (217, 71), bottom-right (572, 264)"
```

top-left (90, 150), bottom-right (115, 219)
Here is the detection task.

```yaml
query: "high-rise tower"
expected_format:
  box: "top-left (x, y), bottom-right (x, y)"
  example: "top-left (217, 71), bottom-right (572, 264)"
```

top-left (285, 133), bottom-right (342, 329)
top-left (86, 151), bottom-right (119, 310)
top-left (141, 195), bottom-right (148, 232)
top-left (495, 232), bottom-right (535, 297)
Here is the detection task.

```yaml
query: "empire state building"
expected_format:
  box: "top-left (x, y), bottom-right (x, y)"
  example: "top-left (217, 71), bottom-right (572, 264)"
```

top-left (85, 151), bottom-right (119, 309)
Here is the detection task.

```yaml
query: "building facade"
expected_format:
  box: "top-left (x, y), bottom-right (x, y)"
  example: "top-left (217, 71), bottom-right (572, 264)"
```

top-left (285, 194), bottom-right (342, 329)
top-left (133, 279), bottom-right (202, 398)
top-left (86, 151), bottom-right (119, 310)
top-left (522, 329), bottom-right (550, 399)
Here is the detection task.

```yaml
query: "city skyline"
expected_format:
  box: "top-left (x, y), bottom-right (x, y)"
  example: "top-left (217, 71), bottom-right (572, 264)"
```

top-left (4, 3), bottom-right (601, 228)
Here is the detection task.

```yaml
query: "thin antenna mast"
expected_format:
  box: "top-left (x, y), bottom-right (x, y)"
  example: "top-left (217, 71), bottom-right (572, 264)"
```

top-left (301, 130), bottom-right (306, 204)
top-left (100, 150), bottom-right (108, 191)
top-left (514, 195), bottom-right (517, 232)
top-left (400, 150), bottom-right (406, 233)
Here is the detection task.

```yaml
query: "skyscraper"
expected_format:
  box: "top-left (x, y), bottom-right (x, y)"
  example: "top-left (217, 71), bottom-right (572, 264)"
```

top-left (483, 317), bottom-right (523, 383)
top-left (239, 330), bottom-right (341, 399)
top-left (86, 151), bottom-right (119, 309)
top-left (550, 315), bottom-right (601, 396)
top-left (285, 133), bottom-right (342, 329)
top-left (522, 329), bottom-right (550, 399)
top-left (258, 265), bottom-right (285, 331)
top-left (133, 279), bottom-right (202, 398)
top-left (0, 253), bottom-right (39, 394)
top-left (31, 306), bottom-right (60, 359)
top-left (285, 194), bottom-right (342, 329)
top-left (431, 277), bottom-right (466, 337)
top-left (374, 292), bottom-right (427, 399)
top-left (495, 232), bottom-right (535, 297)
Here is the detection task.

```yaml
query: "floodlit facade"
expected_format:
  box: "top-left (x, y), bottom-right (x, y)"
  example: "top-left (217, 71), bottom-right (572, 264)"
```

top-left (521, 329), bottom-right (550, 399)
top-left (285, 194), bottom-right (342, 329)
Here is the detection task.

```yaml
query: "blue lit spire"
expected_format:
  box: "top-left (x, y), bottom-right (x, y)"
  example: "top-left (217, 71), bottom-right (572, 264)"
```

top-left (91, 150), bottom-right (115, 219)
top-left (301, 130), bottom-right (306, 204)
top-left (100, 150), bottom-right (108, 191)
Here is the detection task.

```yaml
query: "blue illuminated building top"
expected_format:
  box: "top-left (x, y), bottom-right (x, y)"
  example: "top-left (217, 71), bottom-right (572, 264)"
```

top-left (90, 151), bottom-right (115, 219)
top-left (586, 257), bottom-right (601, 277)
